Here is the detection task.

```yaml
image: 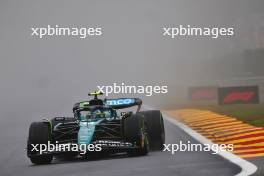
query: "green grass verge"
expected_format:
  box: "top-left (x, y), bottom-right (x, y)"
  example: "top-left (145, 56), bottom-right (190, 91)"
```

top-left (189, 104), bottom-right (264, 127)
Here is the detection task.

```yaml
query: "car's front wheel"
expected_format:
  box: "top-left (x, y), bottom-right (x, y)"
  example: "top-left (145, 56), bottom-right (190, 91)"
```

top-left (27, 122), bottom-right (53, 164)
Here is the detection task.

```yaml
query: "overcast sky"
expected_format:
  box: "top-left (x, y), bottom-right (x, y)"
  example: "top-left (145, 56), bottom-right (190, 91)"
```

top-left (0, 0), bottom-right (263, 121)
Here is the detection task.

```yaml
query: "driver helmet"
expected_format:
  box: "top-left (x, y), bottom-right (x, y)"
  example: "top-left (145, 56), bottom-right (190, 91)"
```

top-left (104, 110), bottom-right (112, 120)
top-left (92, 109), bottom-right (102, 118)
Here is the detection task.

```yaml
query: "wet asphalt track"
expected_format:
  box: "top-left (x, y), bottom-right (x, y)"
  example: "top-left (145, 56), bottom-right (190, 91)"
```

top-left (0, 118), bottom-right (241, 176)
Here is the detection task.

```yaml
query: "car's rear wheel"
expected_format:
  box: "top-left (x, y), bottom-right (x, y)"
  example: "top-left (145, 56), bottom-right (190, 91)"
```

top-left (27, 122), bottom-right (53, 164)
top-left (140, 110), bottom-right (165, 150)
top-left (123, 113), bottom-right (149, 156)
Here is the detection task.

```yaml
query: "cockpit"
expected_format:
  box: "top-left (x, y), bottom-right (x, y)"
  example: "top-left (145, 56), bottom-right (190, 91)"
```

top-left (77, 106), bottom-right (116, 121)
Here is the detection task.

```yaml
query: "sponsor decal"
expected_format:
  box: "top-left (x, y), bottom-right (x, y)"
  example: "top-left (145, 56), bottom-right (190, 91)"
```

top-left (223, 92), bottom-right (255, 104)
top-left (106, 98), bottom-right (135, 106)
top-left (79, 102), bottom-right (89, 108)
top-left (218, 86), bottom-right (259, 105)
top-left (95, 140), bottom-right (132, 147)
top-left (189, 87), bottom-right (217, 100)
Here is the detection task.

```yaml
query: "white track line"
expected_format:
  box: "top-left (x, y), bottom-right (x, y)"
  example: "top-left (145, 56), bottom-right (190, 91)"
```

top-left (163, 114), bottom-right (257, 176)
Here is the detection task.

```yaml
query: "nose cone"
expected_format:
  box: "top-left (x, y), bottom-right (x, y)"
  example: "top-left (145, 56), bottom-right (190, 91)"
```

top-left (77, 119), bottom-right (104, 145)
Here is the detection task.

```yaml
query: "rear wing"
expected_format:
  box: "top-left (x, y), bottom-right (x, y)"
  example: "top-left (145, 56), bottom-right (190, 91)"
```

top-left (105, 98), bottom-right (142, 111)
top-left (73, 98), bottom-right (142, 112)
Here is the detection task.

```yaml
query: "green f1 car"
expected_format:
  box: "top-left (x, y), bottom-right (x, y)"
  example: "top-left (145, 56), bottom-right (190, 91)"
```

top-left (27, 92), bottom-right (165, 164)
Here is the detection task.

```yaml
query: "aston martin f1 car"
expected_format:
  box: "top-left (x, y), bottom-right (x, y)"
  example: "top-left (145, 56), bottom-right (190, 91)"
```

top-left (27, 92), bottom-right (165, 164)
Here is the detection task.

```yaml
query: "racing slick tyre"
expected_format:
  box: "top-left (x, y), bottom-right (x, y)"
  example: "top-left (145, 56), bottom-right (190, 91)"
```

top-left (140, 110), bottom-right (165, 151)
top-left (27, 122), bottom-right (53, 164)
top-left (123, 113), bottom-right (149, 156)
